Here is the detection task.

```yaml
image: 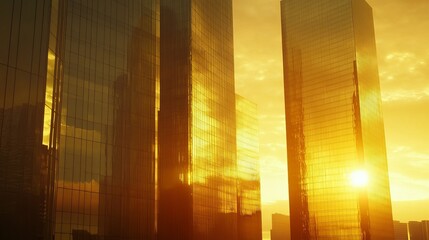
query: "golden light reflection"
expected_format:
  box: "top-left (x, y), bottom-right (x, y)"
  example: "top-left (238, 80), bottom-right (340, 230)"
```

top-left (349, 169), bottom-right (369, 188)
top-left (42, 50), bottom-right (56, 146)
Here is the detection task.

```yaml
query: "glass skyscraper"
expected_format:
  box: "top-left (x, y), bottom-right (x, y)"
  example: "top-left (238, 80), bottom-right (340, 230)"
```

top-left (1, 0), bottom-right (263, 239)
top-left (281, 0), bottom-right (394, 239)
top-left (158, 0), bottom-right (238, 239)
top-left (236, 95), bottom-right (262, 240)
top-left (0, 0), bottom-right (65, 239)
top-left (54, 0), bottom-right (158, 239)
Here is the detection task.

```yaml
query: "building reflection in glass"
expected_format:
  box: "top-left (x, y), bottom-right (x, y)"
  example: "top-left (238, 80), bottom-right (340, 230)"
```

top-left (236, 95), bottom-right (262, 240)
top-left (0, 0), bottom-right (65, 239)
top-left (54, 0), bottom-right (158, 239)
top-left (281, 0), bottom-right (394, 239)
top-left (158, 0), bottom-right (238, 239)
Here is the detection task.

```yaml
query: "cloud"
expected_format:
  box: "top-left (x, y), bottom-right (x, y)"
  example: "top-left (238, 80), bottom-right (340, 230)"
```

top-left (383, 97), bottom-right (429, 152)
top-left (367, 0), bottom-right (429, 102)
top-left (382, 90), bottom-right (429, 102)
top-left (233, 0), bottom-right (429, 207)
top-left (388, 146), bottom-right (429, 180)
top-left (233, 0), bottom-right (289, 206)
top-left (378, 50), bottom-right (429, 100)
top-left (389, 172), bottom-right (429, 201)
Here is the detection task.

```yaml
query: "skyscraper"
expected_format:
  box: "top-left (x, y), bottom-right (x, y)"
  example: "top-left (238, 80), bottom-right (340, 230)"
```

top-left (158, 0), bottom-right (238, 239)
top-left (236, 95), bottom-right (262, 240)
top-left (0, 0), bottom-right (65, 239)
top-left (1, 0), bottom-right (264, 239)
top-left (281, 0), bottom-right (394, 239)
top-left (54, 0), bottom-right (158, 239)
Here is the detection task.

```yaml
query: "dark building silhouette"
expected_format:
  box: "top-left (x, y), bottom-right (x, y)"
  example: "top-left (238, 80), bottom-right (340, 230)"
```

top-left (158, 0), bottom-right (238, 239)
top-left (409, 220), bottom-right (429, 240)
top-left (236, 95), bottom-right (262, 240)
top-left (54, 0), bottom-right (158, 239)
top-left (0, 0), bottom-right (66, 239)
top-left (393, 221), bottom-right (408, 240)
top-left (270, 214), bottom-right (291, 240)
top-left (281, 0), bottom-right (394, 239)
top-left (425, 221), bottom-right (429, 240)
top-left (72, 229), bottom-right (99, 240)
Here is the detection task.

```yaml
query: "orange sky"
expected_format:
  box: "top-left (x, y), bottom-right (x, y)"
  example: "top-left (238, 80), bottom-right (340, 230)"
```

top-left (232, 0), bottom-right (429, 236)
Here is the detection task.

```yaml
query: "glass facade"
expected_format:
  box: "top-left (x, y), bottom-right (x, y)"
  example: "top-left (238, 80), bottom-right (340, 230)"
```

top-left (158, 0), bottom-right (238, 239)
top-left (54, 0), bottom-right (158, 239)
top-left (236, 95), bottom-right (262, 240)
top-left (1, 0), bottom-right (263, 239)
top-left (0, 0), bottom-right (65, 239)
top-left (281, 0), bottom-right (394, 239)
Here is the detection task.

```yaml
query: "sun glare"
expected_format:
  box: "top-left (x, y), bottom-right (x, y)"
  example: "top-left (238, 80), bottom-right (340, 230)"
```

top-left (349, 170), bottom-right (369, 188)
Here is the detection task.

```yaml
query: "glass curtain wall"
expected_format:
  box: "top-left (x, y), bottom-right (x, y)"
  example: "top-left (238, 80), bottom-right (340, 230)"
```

top-left (54, 0), bottom-right (158, 239)
top-left (281, 0), bottom-right (394, 239)
top-left (159, 0), bottom-right (238, 239)
top-left (0, 0), bottom-right (65, 239)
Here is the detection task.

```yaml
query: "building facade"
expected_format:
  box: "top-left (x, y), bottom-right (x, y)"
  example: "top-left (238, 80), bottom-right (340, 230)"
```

top-left (281, 0), bottom-right (394, 239)
top-left (0, 0), bottom-right (263, 239)
top-left (271, 214), bottom-right (291, 240)
top-left (393, 221), bottom-right (408, 240)
top-left (158, 0), bottom-right (238, 239)
top-left (424, 221), bottom-right (429, 240)
top-left (0, 0), bottom-right (65, 239)
top-left (236, 95), bottom-right (262, 240)
top-left (54, 0), bottom-right (159, 239)
top-left (409, 220), bottom-right (429, 240)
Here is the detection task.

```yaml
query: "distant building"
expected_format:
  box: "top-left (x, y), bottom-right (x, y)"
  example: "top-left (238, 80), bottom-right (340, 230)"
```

top-left (409, 220), bottom-right (429, 240)
top-left (236, 95), bottom-right (262, 240)
top-left (423, 221), bottom-right (429, 239)
top-left (271, 214), bottom-right (290, 240)
top-left (393, 221), bottom-right (408, 240)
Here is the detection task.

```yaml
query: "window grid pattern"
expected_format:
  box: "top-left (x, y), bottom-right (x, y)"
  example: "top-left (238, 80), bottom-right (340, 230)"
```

top-left (159, 0), bottom-right (238, 239)
top-left (55, 0), bottom-right (158, 239)
top-left (0, 0), bottom-right (64, 239)
top-left (281, 0), bottom-right (394, 239)
top-left (236, 95), bottom-right (262, 240)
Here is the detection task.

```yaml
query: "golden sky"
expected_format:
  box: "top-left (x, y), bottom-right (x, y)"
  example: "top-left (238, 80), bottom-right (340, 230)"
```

top-left (232, 0), bottom-right (429, 229)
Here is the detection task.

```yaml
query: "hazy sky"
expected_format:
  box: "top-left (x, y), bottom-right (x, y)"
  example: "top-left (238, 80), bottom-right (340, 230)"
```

top-left (232, 0), bottom-right (429, 214)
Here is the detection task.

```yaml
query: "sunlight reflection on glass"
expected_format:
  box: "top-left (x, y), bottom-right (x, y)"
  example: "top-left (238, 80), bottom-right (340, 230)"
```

top-left (349, 169), bottom-right (369, 188)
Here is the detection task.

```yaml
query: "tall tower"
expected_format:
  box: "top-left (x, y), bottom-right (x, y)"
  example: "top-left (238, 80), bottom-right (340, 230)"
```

top-left (0, 0), bottom-right (65, 239)
top-left (281, 0), bottom-right (394, 239)
top-left (54, 0), bottom-right (158, 239)
top-left (158, 0), bottom-right (237, 239)
top-left (236, 95), bottom-right (262, 240)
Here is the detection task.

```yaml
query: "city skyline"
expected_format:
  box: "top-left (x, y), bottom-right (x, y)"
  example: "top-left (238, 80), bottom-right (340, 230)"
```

top-left (1, 0), bottom-right (428, 239)
top-left (1, 0), bottom-right (264, 239)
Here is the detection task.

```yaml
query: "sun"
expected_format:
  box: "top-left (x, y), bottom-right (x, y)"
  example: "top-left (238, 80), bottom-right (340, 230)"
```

top-left (349, 169), bottom-right (369, 188)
